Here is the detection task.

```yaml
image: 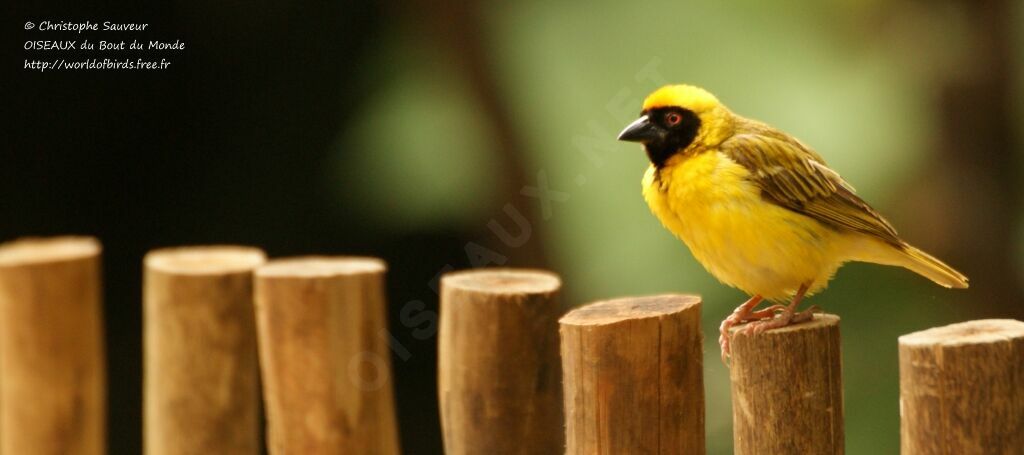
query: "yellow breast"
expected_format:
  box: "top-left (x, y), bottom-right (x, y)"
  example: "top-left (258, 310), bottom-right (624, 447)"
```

top-left (642, 151), bottom-right (843, 300)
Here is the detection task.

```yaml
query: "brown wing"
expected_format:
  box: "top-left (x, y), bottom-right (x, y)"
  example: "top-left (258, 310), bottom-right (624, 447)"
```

top-left (720, 125), bottom-right (902, 246)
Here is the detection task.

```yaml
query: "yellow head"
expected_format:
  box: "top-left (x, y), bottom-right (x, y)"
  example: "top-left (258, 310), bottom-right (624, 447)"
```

top-left (641, 84), bottom-right (720, 113)
top-left (618, 84), bottom-right (732, 166)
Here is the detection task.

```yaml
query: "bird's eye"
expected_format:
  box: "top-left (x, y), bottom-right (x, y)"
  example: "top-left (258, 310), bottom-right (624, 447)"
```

top-left (664, 112), bottom-right (682, 126)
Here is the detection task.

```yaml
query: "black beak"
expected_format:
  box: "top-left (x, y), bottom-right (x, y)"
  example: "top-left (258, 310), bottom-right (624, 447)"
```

top-left (617, 115), bottom-right (661, 143)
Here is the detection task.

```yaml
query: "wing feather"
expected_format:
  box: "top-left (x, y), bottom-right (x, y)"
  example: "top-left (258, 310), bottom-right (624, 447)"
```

top-left (721, 126), bottom-right (901, 245)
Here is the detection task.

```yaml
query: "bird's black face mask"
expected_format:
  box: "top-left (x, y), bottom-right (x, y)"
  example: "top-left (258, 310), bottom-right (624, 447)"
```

top-left (617, 107), bottom-right (701, 168)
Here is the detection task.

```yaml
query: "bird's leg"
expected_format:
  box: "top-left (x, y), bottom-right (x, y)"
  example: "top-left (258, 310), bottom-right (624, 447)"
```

top-left (718, 295), bottom-right (777, 363)
top-left (744, 304), bottom-right (788, 320)
top-left (738, 282), bottom-right (821, 337)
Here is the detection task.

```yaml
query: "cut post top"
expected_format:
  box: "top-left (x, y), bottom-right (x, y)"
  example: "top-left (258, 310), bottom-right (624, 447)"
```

top-left (728, 313), bottom-right (840, 336)
top-left (145, 245), bottom-right (266, 275)
top-left (0, 236), bottom-right (101, 267)
top-left (256, 256), bottom-right (386, 279)
top-left (559, 294), bottom-right (701, 327)
top-left (899, 319), bottom-right (1024, 347)
top-left (442, 268), bottom-right (560, 296)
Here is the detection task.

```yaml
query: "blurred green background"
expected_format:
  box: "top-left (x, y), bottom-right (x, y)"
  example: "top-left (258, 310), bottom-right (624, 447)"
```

top-left (340, 1), bottom-right (1024, 453)
top-left (8, 0), bottom-right (1024, 453)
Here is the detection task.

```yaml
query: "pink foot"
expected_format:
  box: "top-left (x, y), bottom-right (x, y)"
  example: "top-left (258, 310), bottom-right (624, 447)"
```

top-left (737, 305), bottom-right (821, 337)
top-left (719, 297), bottom-right (781, 363)
top-left (744, 305), bottom-right (787, 321)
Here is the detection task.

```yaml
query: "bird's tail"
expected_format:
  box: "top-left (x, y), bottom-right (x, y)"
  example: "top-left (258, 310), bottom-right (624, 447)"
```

top-left (849, 238), bottom-right (968, 289)
top-left (897, 243), bottom-right (969, 289)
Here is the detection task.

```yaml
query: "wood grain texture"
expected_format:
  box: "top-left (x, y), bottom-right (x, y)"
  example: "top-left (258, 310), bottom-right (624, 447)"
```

top-left (144, 246), bottom-right (266, 455)
top-left (560, 294), bottom-right (704, 454)
top-left (899, 319), bottom-right (1024, 454)
top-left (729, 314), bottom-right (843, 455)
top-left (255, 257), bottom-right (399, 455)
top-left (0, 236), bottom-right (106, 455)
top-left (438, 269), bottom-right (564, 455)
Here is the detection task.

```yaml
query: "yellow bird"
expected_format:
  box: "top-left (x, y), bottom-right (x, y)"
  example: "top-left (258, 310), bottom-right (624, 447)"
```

top-left (617, 84), bottom-right (968, 360)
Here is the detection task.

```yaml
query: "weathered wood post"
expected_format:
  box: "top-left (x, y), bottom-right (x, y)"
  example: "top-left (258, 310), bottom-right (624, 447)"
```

top-left (0, 236), bottom-right (106, 455)
top-left (899, 319), bottom-right (1024, 454)
top-left (254, 257), bottom-right (400, 454)
top-left (729, 314), bottom-right (844, 455)
top-left (438, 269), bottom-right (564, 454)
top-left (560, 294), bottom-right (704, 454)
top-left (144, 246), bottom-right (266, 455)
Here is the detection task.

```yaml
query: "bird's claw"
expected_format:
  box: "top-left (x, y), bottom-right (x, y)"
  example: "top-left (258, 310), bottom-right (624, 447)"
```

top-left (719, 304), bottom-right (786, 363)
top-left (743, 304), bottom-right (787, 321)
top-left (719, 314), bottom-right (747, 363)
top-left (792, 305), bottom-right (822, 323)
top-left (736, 304), bottom-right (822, 337)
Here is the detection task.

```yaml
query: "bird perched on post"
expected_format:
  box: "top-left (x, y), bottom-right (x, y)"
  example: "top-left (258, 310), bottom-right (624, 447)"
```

top-left (617, 84), bottom-right (968, 362)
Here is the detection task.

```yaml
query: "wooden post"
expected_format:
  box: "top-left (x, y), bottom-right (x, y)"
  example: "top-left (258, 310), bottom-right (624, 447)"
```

top-left (438, 269), bottom-right (563, 455)
top-left (144, 246), bottom-right (266, 455)
top-left (899, 319), bottom-right (1024, 454)
top-left (729, 314), bottom-right (843, 455)
top-left (559, 294), bottom-right (704, 454)
top-left (0, 236), bottom-right (106, 455)
top-left (254, 257), bottom-right (400, 455)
